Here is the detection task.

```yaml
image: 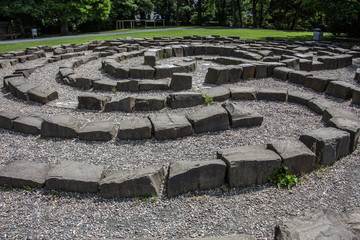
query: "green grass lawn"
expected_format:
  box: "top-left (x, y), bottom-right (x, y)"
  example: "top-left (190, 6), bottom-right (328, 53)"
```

top-left (0, 27), bottom-right (331, 53)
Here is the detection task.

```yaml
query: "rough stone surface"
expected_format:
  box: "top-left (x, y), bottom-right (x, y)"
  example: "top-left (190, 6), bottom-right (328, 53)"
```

top-left (267, 139), bottom-right (316, 175)
top-left (0, 110), bottom-right (21, 130)
top-left (134, 96), bottom-right (166, 111)
top-left (304, 76), bottom-right (334, 92)
top-left (117, 118), bottom-right (152, 140)
top-left (274, 209), bottom-right (358, 240)
top-left (92, 79), bottom-right (117, 91)
top-left (204, 87), bottom-right (230, 102)
top-left (299, 127), bottom-right (350, 166)
top-left (130, 65), bottom-right (155, 79)
top-left (257, 89), bottom-right (287, 102)
top-left (100, 166), bottom-right (165, 198)
top-left (308, 98), bottom-right (334, 114)
top-left (148, 113), bottom-right (192, 140)
top-left (77, 93), bottom-right (110, 111)
top-left (217, 145), bottom-right (281, 187)
top-left (170, 73), bottom-right (192, 91)
top-left (167, 92), bottom-right (204, 109)
top-left (186, 105), bottom-right (230, 134)
top-left (116, 80), bottom-right (139, 92)
top-left (78, 121), bottom-right (116, 141)
top-left (325, 81), bottom-right (355, 99)
top-left (273, 67), bottom-right (295, 81)
top-left (13, 116), bottom-right (43, 135)
top-left (204, 67), bottom-right (229, 85)
top-left (167, 160), bottom-right (227, 197)
top-left (230, 87), bottom-right (257, 100)
top-left (223, 102), bottom-right (263, 128)
top-left (103, 97), bottom-right (135, 113)
top-left (138, 79), bottom-right (169, 91)
top-left (322, 108), bottom-right (358, 123)
top-left (41, 115), bottom-right (82, 138)
top-left (46, 161), bottom-right (104, 193)
top-left (0, 161), bottom-right (50, 188)
top-left (288, 70), bottom-right (312, 85)
top-left (353, 88), bottom-right (360, 105)
top-left (287, 91), bottom-right (315, 106)
top-left (27, 86), bottom-right (58, 104)
top-left (327, 117), bottom-right (360, 152)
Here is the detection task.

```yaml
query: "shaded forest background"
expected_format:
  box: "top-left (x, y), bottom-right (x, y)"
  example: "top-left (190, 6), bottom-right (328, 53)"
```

top-left (1, 0), bottom-right (359, 38)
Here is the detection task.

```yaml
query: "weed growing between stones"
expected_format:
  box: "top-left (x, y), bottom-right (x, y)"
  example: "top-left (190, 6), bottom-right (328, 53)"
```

top-left (111, 86), bottom-right (117, 93)
top-left (204, 93), bottom-right (214, 105)
top-left (268, 163), bottom-right (301, 190)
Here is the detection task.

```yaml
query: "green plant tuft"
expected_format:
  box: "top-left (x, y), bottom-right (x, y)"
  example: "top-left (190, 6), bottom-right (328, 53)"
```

top-left (268, 163), bottom-right (301, 190)
top-left (204, 93), bottom-right (214, 105)
top-left (111, 86), bottom-right (117, 93)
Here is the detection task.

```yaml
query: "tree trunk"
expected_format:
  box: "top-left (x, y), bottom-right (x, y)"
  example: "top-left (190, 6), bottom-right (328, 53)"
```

top-left (61, 21), bottom-right (69, 35)
top-left (259, 0), bottom-right (264, 28)
top-left (252, 0), bottom-right (257, 28)
top-left (232, 0), bottom-right (238, 27)
top-left (220, 0), bottom-right (227, 26)
top-left (197, 0), bottom-right (203, 25)
top-left (176, 0), bottom-right (181, 25)
top-left (290, 7), bottom-right (299, 30)
top-left (237, 0), bottom-right (244, 27)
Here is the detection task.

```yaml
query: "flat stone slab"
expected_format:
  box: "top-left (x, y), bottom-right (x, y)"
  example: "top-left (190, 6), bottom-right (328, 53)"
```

top-left (103, 97), bottom-right (135, 113)
top-left (148, 113), bottom-right (193, 140)
top-left (273, 67), bottom-right (295, 80)
top-left (288, 70), bottom-right (312, 85)
top-left (0, 110), bottom-right (21, 130)
top-left (13, 82), bottom-right (37, 101)
top-left (118, 118), bottom-right (152, 140)
top-left (230, 87), bottom-right (257, 100)
top-left (322, 108), bottom-right (358, 123)
top-left (167, 160), bottom-right (227, 197)
top-left (267, 139), bottom-right (316, 175)
top-left (27, 86), bottom-right (58, 104)
top-left (92, 79), bottom-right (117, 91)
top-left (275, 209), bottom-right (359, 240)
top-left (116, 80), bottom-right (139, 92)
top-left (222, 103), bottom-right (263, 128)
top-left (78, 121), bottom-right (116, 141)
top-left (308, 98), bottom-right (334, 114)
top-left (41, 115), bottom-right (82, 138)
top-left (46, 161), bottom-right (104, 193)
top-left (13, 116), bottom-right (43, 135)
top-left (186, 105), bottom-right (230, 134)
top-left (167, 92), bottom-right (204, 109)
top-left (134, 96), bottom-right (166, 111)
top-left (204, 86), bottom-right (230, 102)
top-left (257, 89), bottom-right (287, 102)
top-left (77, 93), bottom-right (111, 110)
top-left (287, 91), bottom-right (315, 105)
top-left (327, 117), bottom-right (360, 152)
top-left (138, 79), bottom-right (169, 91)
top-left (326, 81), bottom-right (355, 99)
top-left (217, 145), bottom-right (281, 187)
top-left (99, 166), bottom-right (165, 198)
top-left (300, 127), bottom-right (350, 166)
top-left (0, 161), bottom-right (50, 188)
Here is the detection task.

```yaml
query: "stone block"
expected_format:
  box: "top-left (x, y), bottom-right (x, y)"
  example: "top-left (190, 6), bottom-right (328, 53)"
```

top-left (0, 110), bottom-right (21, 130)
top-left (154, 65), bottom-right (176, 79)
top-left (92, 79), bottom-right (117, 91)
top-left (203, 87), bottom-right (230, 102)
top-left (299, 59), bottom-right (312, 71)
top-left (299, 127), bottom-right (350, 166)
top-left (186, 105), bottom-right (230, 134)
top-left (148, 113), bottom-right (192, 140)
top-left (255, 63), bottom-right (268, 79)
top-left (117, 80), bottom-right (139, 92)
top-left (322, 108), bottom-right (358, 123)
top-left (308, 98), bottom-right (334, 114)
top-left (27, 86), bottom-right (58, 104)
top-left (138, 80), bottom-right (169, 91)
top-left (229, 66), bottom-right (243, 83)
top-left (173, 46), bottom-right (184, 57)
top-left (304, 76), bottom-right (335, 92)
top-left (75, 77), bottom-right (93, 90)
top-left (13, 116), bottom-right (43, 135)
top-left (78, 93), bottom-right (110, 110)
top-left (288, 71), bottom-right (313, 85)
top-left (239, 64), bottom-right (256, 80)
top-left (325, 81), bottom-right (355, 99)
top-left (167, 160), bottom-right (227, 197)
top-left (12, 83), bottom-right (37, 101)
top-left (222, 102), bottom-right (263, 128)
top-left (41, 115), bottom-right (82, 138)
top-left (170, 73), bottom-right (192, 91)
top-left (0, 161), bottom-right (50, 188)
top-left (230, 87), bottom-right (257, 100)
top-left (257, 89), bottom-right (287, 102)
top-left (117, 118), bottom-right (152, 140)
top-left (287, 91), bottom-right (315, 106)
top-left (217, 145), bottom-right (281, 187)
top-left (353, 88), bottom-right (360, 105)
top-left (103, 97), bottom-right (135, 113)
top-left (134, 96), bottom-right (166, 111)
top-left (204, 67), bottom-right (230, 85)
top-left (100, 166), bottom-right (165, 198)
top-left (318, 56), bottom-right (338, 69)
top-left (114, 66), bottom-right (130, 79)
top-left (267, 139), bottom-right (316, 175)
top-left (7, 77), bottom-right (28, 95)
top-left (46, 161), bottom-right (104, 193)
top-left (78, 121), bottom-right (116, 141)
top-left (130, 65), bottom-right (155, 79)
top-left (167, 92), bottom-right (204, 109)
top-left (273, 67), bottom-right (295, 81)
top-left (327, 117), bottom-right (360, 152)
top-left (355, 68), bottom-right (360, 83)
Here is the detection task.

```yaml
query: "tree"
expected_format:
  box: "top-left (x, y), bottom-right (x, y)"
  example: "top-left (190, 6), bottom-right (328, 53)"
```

top-left (45, 0), bottom-right (111, 35)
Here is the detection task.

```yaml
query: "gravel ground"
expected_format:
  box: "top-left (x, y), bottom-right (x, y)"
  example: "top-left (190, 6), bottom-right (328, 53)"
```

top-left (0, 51), bottom-right (359, 239)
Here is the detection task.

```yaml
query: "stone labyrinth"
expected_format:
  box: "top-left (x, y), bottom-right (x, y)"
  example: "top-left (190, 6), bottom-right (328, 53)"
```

top-left (0, 35), bottom-right (360, 199)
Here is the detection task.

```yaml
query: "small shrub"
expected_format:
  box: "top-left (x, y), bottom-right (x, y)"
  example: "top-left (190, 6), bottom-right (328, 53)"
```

top-left (268, 163), bottom-right (301, 190)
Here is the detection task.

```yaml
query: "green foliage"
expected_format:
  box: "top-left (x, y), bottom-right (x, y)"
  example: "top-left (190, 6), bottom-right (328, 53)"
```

top-left (204, 93), bottom-right (214, 105)
top-left (111, 86), bottom-right (117, 93)
top-left (268, 163), bottom-right (301, 190)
